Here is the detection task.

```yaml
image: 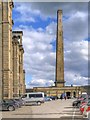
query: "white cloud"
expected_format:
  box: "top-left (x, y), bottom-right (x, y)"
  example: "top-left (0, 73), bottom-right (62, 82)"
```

top-left (13, 2), bottom-right (88, 88)
top-left (14, 2), bottom-right (88, 22)
top-left (27, 79), bottom-right (54, 88)
top-left (14, 22), bottom-right (56, 87)
top-left (14, 3), bottom-right (40, 23)
top-left (63, 11), bottom-right (88, 42)
top-left (65, 71), bottom-right (88, 86)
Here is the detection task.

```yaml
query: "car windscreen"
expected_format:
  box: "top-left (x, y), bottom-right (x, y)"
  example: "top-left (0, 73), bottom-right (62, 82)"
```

top-left (22, 94), bottom-right (27, 98)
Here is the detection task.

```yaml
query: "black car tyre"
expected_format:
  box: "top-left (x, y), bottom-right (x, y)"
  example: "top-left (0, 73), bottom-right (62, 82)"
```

top-left (37, 101), bottom-right (41, 105)
top-left (77, 103), bottom-right (80, 108)
top-left (8, 105), bottom-right (15, 111)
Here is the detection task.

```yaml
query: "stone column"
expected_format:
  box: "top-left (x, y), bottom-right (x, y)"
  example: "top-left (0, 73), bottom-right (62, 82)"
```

top-left (19, 45), bottom-right (24, 96)
top-left (55, 10), bottom-right (65, 87)
top-left (12, 31), bottom-right (25, 97)
top-left (12, 35), bottom-right (20, 97)
top-left (1, 1), bottom-right (14, 99)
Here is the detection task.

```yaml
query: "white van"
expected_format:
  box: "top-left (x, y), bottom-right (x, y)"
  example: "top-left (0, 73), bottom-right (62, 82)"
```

top-left (22, 92), bottom-right (45, 105)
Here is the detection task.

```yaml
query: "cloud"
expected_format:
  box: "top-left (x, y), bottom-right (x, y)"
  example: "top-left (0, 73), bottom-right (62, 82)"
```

top-left (27, 79), bottom-right (54, 88)
top-left (13, 2), bottom-right (88, 88)
top-left (26, 2), bottom-right (88, 19)
top-left (13, 3), bottom-right (40, 23)
top-left (65, 71), bottom-right (88, 86)
top-left (13, 22), bottom-right (56, 87)
top-left (64, 43), bottom-right (88, 85)
top-left (14, 2), bottom-right (88, 22)
top-left (63, 11), bottom-right (88, 42)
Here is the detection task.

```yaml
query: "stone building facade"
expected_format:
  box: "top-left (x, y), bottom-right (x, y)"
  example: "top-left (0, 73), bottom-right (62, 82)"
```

top-left (0, 1), bottom-right (25, 99)
top-left (0, 1), bottom-right (14, 99)
top-left (29, 85), bottom-right (90, 98)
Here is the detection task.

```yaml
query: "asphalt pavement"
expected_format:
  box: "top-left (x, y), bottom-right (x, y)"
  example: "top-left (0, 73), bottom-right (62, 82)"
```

top-left (1, 99), bottom-right (89, 120)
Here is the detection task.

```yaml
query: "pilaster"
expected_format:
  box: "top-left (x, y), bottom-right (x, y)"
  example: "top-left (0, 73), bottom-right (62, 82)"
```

top-left (12, 36), bottom-right (20, 97)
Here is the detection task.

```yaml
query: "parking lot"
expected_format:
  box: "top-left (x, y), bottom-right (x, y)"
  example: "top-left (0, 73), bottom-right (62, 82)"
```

top-left (0, 99), bottom-right (88, 120)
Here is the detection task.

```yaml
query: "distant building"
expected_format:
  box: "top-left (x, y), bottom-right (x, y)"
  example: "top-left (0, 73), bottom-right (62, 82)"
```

top-left (0, 1), bottom-right (25, 99)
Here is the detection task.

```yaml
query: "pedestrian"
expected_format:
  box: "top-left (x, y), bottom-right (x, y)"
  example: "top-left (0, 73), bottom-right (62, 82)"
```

top-left (60, 94), bottom-right (63, 100)
top-left (64, 96), bottom-right (66, 100)
top-left (64, 92), bottom-right (67, 100)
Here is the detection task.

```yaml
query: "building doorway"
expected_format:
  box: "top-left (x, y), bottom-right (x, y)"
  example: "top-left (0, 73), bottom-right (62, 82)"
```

top-left (66, 92), bottom-right (71, 99)
top-left (73, 92), bottom-right (76, 98)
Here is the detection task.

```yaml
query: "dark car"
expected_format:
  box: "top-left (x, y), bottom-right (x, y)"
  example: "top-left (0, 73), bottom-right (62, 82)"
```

top-left (72, 99), bottom-right (81, 108)
top-left (81, 97), bottom-right (90, 104)
top-left (10, 99), bottom-right (22, 108)
top-left (49, 96), bottom-right (57, 100)
top-left (4, 99), bottom-right (20, 108)
top-left (14, 98), bottom-right (25, 106)
top-left (44, 97), bottom-right (52, 102)
top-left (0, 100), bottom-right (16, 111)
top-left (72, 96), bottom-right (89, 108)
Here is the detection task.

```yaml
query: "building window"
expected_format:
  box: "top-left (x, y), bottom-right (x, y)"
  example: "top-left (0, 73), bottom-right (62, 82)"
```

top-left (4, 93), bottom-right (8, 97)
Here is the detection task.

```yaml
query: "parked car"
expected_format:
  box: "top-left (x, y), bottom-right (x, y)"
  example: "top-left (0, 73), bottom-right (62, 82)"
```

top-left (80, 104), bottom-right (87, 114)
top-left (81, 97), bottom-right (90, 104)
top-left (22, 92), bottom-right (45, 105)
top-left (72, 99), bottom-right (81, 107)
top-left (80, 101), bottom-right (90, 115)
top-left (49, 96), bottom-right (57, 100)
top-left (8, 99), bottom-right (21, 108)
top-left (0, 100), bottom-right (16, 111)
top-left (4, 99), bottom-right (21, 108)
top-left (14, 98), bottom-right (25, 106)
top-left (72, 96), bottom-right (89, 108)
top-left (80, 100), bottom-right (90, 109)
top-left (83, 111), bottom-right (90, 119)
top-left (83, 103), bottom-right (90, 118)
top-left (44, 97), bottom-right (52, 102)
top-left (80, 93), bottom-right (88, 98)
top-left (83, 111), bottom-right (90, 120)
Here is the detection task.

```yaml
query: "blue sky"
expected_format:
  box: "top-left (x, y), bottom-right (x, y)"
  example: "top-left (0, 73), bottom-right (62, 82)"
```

top-left (12, 2), bottom-right (88, 88)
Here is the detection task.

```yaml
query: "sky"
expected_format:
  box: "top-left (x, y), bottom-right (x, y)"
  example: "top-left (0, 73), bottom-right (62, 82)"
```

top-left (12, 2), bottom-right (88, 88)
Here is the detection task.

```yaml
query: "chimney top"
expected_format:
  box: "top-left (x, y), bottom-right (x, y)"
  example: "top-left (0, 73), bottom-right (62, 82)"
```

top-left (57, 10), bottom-right (62, 13)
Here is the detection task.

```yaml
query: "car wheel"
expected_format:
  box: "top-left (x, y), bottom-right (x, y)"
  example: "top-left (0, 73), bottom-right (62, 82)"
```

top-left (8, 106), bottom-right (15, 111)
top-left (37, 101), bottom-right (41, 105)
top-left (77, 103), bottom-right (80, 108)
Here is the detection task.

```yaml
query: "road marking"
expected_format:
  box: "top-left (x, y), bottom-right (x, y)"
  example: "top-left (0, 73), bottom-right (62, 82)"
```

top-left (72, 107), bottom-right (76, 120)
